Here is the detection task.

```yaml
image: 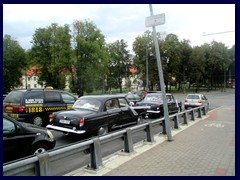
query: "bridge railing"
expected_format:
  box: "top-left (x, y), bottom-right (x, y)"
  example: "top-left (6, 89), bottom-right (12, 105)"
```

top-left (3, 106), bottom-right (206, 176)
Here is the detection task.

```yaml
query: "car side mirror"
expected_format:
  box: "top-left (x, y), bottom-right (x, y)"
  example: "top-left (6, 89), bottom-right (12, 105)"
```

top-left (129, 102), bottom-right (134, 106)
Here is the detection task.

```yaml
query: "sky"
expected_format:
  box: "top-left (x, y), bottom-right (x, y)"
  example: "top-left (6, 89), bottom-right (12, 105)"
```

top-left (3, 4), bottom-right (235, 53)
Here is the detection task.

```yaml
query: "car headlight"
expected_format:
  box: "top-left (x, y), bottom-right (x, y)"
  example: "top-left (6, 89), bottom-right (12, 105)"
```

top-left (47, 130), bottom-right (54, 140)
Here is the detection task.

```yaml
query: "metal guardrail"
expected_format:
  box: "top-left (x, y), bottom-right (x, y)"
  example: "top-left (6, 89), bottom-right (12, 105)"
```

top-left (3, 106), bottom-right (206, 176)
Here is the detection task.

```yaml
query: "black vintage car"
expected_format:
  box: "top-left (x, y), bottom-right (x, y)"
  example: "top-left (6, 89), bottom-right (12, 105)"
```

top-left (3, 115), bottom-right (56, 163)
top-left (46, 94), bottom-right (146, 136)
top-left (136, 92), bottom-right (180, 118)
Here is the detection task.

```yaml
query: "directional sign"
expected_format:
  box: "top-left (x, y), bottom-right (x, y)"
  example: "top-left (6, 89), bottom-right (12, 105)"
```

top-left (145, 13), bottom-right (165, 27)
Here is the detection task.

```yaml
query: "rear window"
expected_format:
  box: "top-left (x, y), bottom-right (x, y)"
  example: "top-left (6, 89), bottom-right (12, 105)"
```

top-left (187, 95), bottom-right (200, 99)
top-left (4, 91), bottom-right (24, 104)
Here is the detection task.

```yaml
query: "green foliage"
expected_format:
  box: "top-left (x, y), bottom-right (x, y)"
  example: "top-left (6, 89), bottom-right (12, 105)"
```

top-left (107, 39), bottom-right (131, 93)
top-left (31, 23), bottom-right (72, 89)
top-left (72, 20), bottom-right (109, 93)
top-left (3, 35), bottom-right (28, 93)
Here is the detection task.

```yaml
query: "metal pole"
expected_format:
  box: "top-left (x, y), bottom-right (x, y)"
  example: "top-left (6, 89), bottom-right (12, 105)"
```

top-left (224, 69), bottom-right (226, 92)
top-left (149, 4), bottom-right (172, 141)
top-left (146, 45), bottom-right (149, 91)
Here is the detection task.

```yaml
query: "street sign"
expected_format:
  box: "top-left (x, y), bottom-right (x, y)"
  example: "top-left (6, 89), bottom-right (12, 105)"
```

top-left (145, 13), bottom-right (165, 27)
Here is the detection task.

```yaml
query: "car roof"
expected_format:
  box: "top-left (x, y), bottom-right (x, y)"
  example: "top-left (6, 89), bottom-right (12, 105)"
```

top-left (186, 94), bottom-right (204, 96)
top-left (146, 92), bottom-right (173, 96)
top-left (79, 94), bottom-right (127, 101)
top-left (11, 89), bottom-right (66, 93)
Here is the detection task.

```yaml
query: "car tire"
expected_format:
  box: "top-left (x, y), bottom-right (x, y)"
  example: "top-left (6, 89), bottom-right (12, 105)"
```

top-left (30, 144), bottom-right (49, 155)
top-left (98, 126), bottom-right (108, 136)
top-left (32, 114), bottom-right (45, 127)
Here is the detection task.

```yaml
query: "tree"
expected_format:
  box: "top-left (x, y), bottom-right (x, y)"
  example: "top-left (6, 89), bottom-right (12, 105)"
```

top-left (72, 20), bottom-right (109, 93)
top-left (107, 39), bottom-right (131, 93)
top-left (31, 23), bottom-right (72, 89)
top-left (3, 35), bottom-right (27, 93)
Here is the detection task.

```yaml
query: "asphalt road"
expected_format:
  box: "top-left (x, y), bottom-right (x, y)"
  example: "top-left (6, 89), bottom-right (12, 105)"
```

top-left (53, 89), bottom-right (235, 149)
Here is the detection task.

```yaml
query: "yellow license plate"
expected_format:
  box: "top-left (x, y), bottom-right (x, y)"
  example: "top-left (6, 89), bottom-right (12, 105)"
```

top-left (9, 114), bottom-right (19, 118)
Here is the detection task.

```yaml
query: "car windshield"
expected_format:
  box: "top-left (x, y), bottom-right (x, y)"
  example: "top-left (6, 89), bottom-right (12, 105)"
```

top-left (73, 99), bottom-right (101, 111)
top-left (143, 94), bottom-right (163, 102)
top-left (4, 91), bottom-right (24, 103)
top-left (187, 95), bottom-right (200, 99)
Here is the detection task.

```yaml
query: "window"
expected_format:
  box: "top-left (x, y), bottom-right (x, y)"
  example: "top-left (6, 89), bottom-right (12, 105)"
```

top-left (119, 98), bottom-right (129, 107)
top-left (44, 91), bottom-right (61, 103)
top-left (34, 77), bottom-right (37, 81)
top-left (34, 84), bottom-right (37, 88)
top-left (61, 93), bottom-right (76, 103)
top-left (28, 77), bottom-right (31, 81)
top-left (25, 91), bottom-right (44, 104)
top-left (3, 118), bottom-right (15, 134)
top-left (4, 91), bottom-right (24, 104)
top-left (106, 99), bottom-right (119, 110)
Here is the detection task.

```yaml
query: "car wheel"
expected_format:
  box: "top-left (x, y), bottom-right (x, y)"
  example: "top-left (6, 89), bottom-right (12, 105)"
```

top-left (98, 126), bottom-right (108, 136)
top-left (30, 144), bottom-right (49, 155)
top-left (32, 115), bottom-right (45, 127)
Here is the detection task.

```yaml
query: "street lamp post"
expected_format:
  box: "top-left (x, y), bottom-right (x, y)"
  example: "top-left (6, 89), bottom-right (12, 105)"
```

top-left (146, 44), bottom-right (149, 91)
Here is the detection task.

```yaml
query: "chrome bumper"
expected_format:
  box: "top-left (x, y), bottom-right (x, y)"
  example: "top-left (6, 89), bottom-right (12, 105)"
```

top-left (147, 110), bottom-right (160, 113)
top-left (46, 125), bottom-right (86, 134)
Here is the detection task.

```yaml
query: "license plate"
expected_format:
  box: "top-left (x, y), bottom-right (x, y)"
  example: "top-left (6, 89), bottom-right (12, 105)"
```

top-left (59, 119), bottom-right (70, 124)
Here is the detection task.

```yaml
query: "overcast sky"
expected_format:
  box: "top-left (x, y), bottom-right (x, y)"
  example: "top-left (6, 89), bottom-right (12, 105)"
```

top-left (3, 4), bottom-right (235, 53)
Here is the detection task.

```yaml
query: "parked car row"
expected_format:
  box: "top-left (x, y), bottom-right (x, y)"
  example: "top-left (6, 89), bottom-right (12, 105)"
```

top-left (3, 88), bottom-right (209, 163)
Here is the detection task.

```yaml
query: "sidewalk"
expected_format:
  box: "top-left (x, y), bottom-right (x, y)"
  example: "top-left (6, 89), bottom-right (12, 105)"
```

top-left (66, 105), bottom-right (235, 176)
top-left (105, 105), bottom-right (235, 176)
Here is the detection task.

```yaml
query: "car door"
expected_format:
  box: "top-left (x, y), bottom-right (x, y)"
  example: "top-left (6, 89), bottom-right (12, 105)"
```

top-left (3, 118), bottom-right (35, 162)
top-left (166, 95), bottom-right (178, 114)
top-left (44, 91), bottom-right (68, 113)
top-left (105, 99), bottom-right (122, 129)
top-left (201, 95), bottom-right (209, 110)
top-left (118, 97), bottom-right (137, 126)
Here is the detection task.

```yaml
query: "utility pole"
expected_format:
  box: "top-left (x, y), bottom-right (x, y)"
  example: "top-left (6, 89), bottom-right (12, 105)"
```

top-left (147, 4), bottom-right (172, 141)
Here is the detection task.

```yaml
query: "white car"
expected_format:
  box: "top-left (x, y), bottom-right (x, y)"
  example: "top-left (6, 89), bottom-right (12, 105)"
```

top-left (184, 94), bottom-right (209, 111)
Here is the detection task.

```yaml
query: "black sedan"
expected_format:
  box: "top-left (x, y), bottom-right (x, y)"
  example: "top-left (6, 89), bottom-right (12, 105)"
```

top-left (136, 92), bottom-right (179, 118)
top-left (47, 94), bottom-right (145, 136)
top-left (3, 115), bottom-right (56, 163)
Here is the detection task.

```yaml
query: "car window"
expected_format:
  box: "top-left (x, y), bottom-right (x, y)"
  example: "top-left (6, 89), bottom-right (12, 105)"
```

top-left (144, 94), bottom-right (162, 102)
top-left (3, 118), bottom-right (16, 134)
top-left (73, 99), bottom-right (101, 111)
top-left (187, 95), bottom-right (200, 99)
top-left (202, 96), bottom-right (207, 100)
top-left (106, 99), bottom-right (119, 110)
top-left (61, 93), bottom-right (76, 103)
top-left (25, 91), bottom-right (44, 104)
top-left (119, 98), bottom-right (129, 107)
top-left (166, 95), bottom-right (173, 102)
top-left (44, 91), bottom-right (61, 103)
top-left (127, 94), bottom-right (135, 101)
top-left (4, 91), bottom-right (24, 104)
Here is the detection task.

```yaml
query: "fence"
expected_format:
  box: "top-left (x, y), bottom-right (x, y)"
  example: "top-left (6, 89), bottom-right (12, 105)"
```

top-left (3, 106), bottom-right (206, 176)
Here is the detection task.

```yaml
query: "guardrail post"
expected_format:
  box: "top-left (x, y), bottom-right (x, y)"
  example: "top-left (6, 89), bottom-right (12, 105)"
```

top-left (146, 122), bottom-right (155, 142)
top-left (203, 107), bottom-right (206, 115)
top-left (174, 114), bottom-right (180, 129)
top-left (90, 138), bottom-right (102, 169)
top-left (198, 108), bottom-right (202, 118)
top-left (162, 120), bottom-right (166, 134)
top-left (37, 152), bottom-right (51, 176)
top-left (183, 112), bottom-right (188, 125)
top-left (124, 128), bottom-right (134, 153)
top-left (191, 109), bottom-right (195, 120)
